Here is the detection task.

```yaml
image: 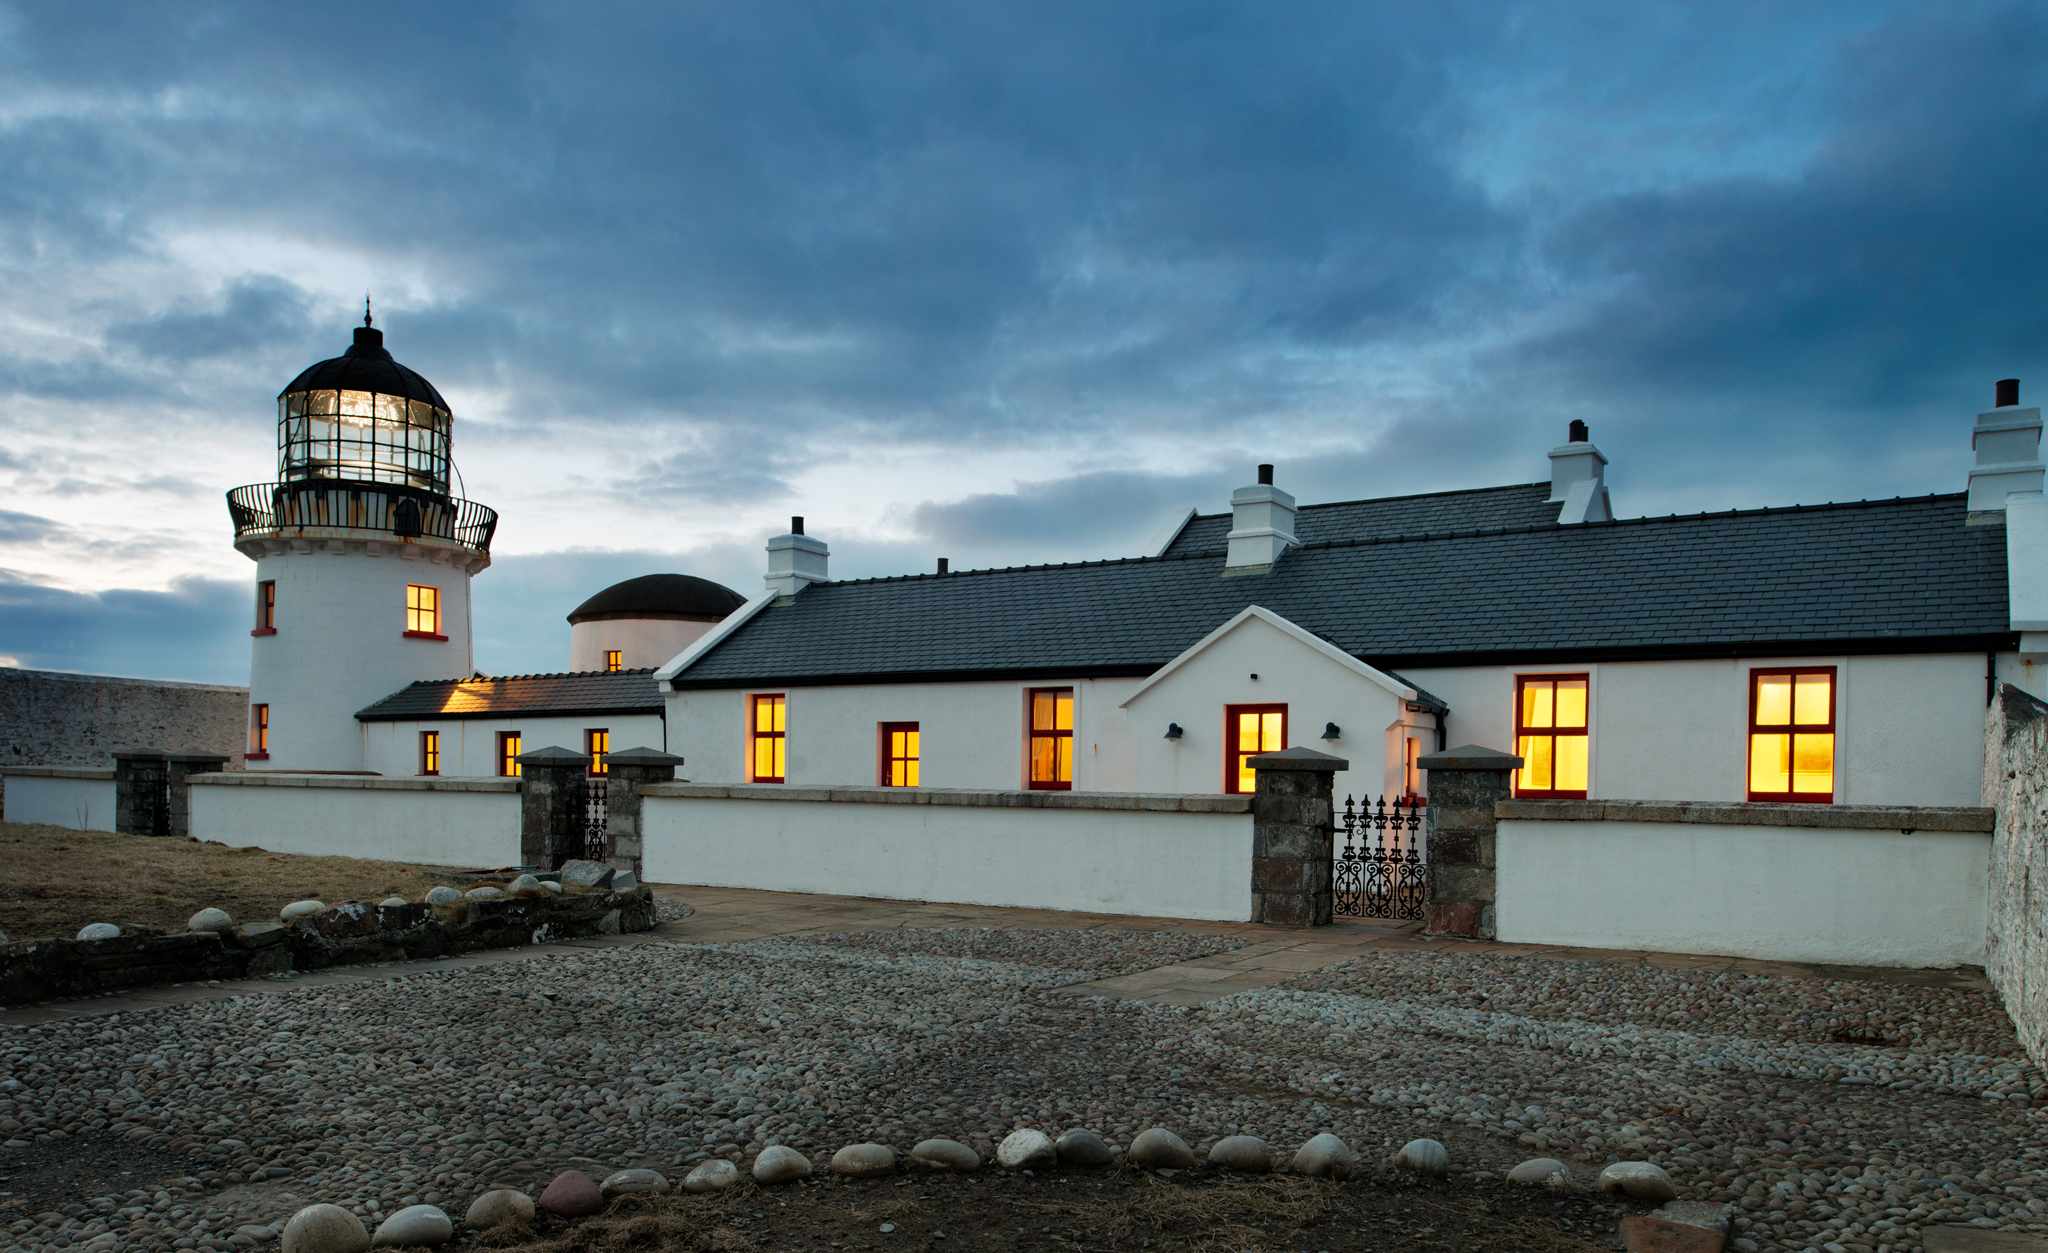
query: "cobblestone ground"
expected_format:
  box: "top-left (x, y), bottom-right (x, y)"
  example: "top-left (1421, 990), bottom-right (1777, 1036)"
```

top-left (0, 929), bottom-right (2039, 1253)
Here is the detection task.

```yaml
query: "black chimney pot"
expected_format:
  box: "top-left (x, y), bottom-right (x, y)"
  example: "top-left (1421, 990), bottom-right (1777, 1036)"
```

top-left (1256, 464), bottom-right (1274, 485)
top-left (791, 516), bottom-right (804, 535)
top-left (937, 558), bottom-right (949, 574)
top-left (1569, 419), bottom-right (1590, 443)
top-left (1998, 379), bottom-right (2021, 408)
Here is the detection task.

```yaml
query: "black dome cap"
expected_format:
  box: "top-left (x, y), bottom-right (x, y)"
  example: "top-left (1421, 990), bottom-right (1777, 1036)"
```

top-left (279, 323), bottom-right (451, 411)
top-left (567, 573), bottom-right (748, 624)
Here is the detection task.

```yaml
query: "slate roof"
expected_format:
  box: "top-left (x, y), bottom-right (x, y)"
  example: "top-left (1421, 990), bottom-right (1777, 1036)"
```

top-left (670, 488), bottom-right (2012, 688)
top-left (1161, 482), bottom-right (1562, 556)
top-left (356, 670), bottom-right (661, 721)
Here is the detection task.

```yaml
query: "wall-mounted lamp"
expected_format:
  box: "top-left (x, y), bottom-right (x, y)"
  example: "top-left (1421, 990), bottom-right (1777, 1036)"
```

top-left (1164, 723), bottom-right (1184, 741)
top-left (1321, 722), bottom-right (1342, 741)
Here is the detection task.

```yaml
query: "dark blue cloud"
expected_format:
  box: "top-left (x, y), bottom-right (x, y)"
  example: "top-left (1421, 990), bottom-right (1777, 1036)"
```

top-left (0, 570), bottom-right (247, 682)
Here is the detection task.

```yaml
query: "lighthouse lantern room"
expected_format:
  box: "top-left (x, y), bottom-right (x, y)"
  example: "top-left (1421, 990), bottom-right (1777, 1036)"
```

top-left (225, 313), bottom-right (497, 772)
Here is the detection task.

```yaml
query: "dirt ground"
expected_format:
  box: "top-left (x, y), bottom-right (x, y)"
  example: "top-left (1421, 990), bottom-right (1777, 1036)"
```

top-left (0, 821), bottom-right (445, 940)
top-left (475, 1166), bottom-right (1639, 1253)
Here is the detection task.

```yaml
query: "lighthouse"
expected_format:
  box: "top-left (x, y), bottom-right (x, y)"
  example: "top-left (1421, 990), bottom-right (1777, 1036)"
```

top-left (225, 313), bottom-right (497, 771)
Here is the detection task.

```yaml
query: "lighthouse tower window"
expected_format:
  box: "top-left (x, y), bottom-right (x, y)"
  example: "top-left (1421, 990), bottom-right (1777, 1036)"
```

top-left (405, 584), bottom-right (444, 639)
top-left (253, 581), bottom-right (276, 635)
top-left (604, 650), bottom-right (623, 672)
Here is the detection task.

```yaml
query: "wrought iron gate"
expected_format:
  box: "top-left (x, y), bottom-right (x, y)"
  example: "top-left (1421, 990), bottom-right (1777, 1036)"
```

top-left (133, 757), bottom-right (171, 838)
top-left (567, 776), bottom-right (609, 866)
top-left (1333, 795), bottom-right (1427, 920)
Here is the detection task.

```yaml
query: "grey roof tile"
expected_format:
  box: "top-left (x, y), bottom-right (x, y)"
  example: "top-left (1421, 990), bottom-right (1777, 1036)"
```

top-left (356, 670), bottom-right (661, 721)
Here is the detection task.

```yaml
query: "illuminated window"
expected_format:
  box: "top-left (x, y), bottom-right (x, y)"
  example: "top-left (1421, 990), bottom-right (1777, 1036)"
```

top-left (882, 722), bottom-right (920, 786)
top-left (1226, 704), bottom-right (1287, 795)
top-left (249, 704), bottom-right (269, 757)
top-left (254, 580), bottom-right (276, 634)
top-left (1748, 668), bottom-right (1835, 802)
top-left (1027, 688), bottom-right (1073, 790)
top-left (1514, 674), bottom-right (1589, 798)
top-left (498, 732), bottom-right (523, 778)
top-left (604, 650), bottom-right (622, 672)
top-left (751, 694), bottom-right (786, 783)
top-left (406, 584), bottom-right (441, 636)
top-left (585, 728), bottom-right (610, 776)
top-left (419, 731), bottom-right (440, 776)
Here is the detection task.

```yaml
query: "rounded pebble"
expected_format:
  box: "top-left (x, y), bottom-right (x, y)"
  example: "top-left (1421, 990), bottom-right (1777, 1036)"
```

top-left (1054, 1128), bottom-right (1115, 1167)
top-left (909, 1139), bottom-right (981, 1173)
top-left (1291, 1133), bottom-right (1354, 1180)
top-left (1392, 1138), bottom-right (1450, 1177)
top-left (75, 923), bottom-right (120, 941)
top-left (280, 900), bottom-right (325, 921)
top-left (464, 886), bottom-right (506, 901)
top-left (1507, 1157), bottom-right (1576, 1189)
top-left (683, 1159), bottom-right (741, 1193)
top-left (369, 1204), bottom-right (451, 1248)
top-left (378, 897), bottom-right (409, 908)
top-left (462, 1190), bottom-right (534, 1230)
top-left (507, 874), bottom-right (542, 893)
top-left (753, 1145), bottom-right (813, 1184)
top-left (1206, 1135), bottom-right (1272, 1173)
top-left (282, 1204), bottom-right (368, 1253)
top-left (187, 907), bottom-right (233, 932)
top-left (1128, 1127), bottom-right (1198, 1170)
top-left (996, 1128), bottom-right (1056, 1169)
top-left (423, 886), bottom-right (462, 905)
top-left (831, 1142), bottom-right (898, 1177)
top-left (599, 1167), bottom-right (671, 1196)
top-left (1597, 1161), bottom-right (1678, 1202)
top-left (537, 1170), bottom-right (603, 1216)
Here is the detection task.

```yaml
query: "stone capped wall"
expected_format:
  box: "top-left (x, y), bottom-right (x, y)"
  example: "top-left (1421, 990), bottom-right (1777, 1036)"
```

top-left (0, 667), bottom-right (247, 772)
top-left (1986, 682), bottom-right (2048, 1067)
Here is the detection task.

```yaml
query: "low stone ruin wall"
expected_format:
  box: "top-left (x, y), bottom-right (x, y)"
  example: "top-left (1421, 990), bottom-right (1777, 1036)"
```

top-left (0, 885), bottom-right (657, 1006)
top-left (1986, 682), bottom-right (2048, 1068)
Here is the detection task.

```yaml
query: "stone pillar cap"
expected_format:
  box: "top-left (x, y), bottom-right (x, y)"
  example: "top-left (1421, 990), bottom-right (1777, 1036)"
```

top-left (1416, 744), bottom-right (1524, 770)
top-left (1245, 746), bottom-right (1350, 772)
top-left (604, 747), bottom-right (685, 767)
top-left (514, 745), bottom-right (593, 766)
top-left (166, 751), bottom-right (232, 764)
top-left (112, 748), bottom-right (169, 760)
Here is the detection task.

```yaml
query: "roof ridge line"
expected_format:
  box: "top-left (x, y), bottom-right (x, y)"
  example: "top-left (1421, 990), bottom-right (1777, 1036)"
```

top-left (815, 544), bottom-right (1223, 588)
top-left (1181, 480), bottom-right (1553, 522)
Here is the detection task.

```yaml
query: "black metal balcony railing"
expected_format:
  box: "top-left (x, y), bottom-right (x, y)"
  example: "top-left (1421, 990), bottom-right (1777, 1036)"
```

top-left (226, 480), bottom-right (498, 555)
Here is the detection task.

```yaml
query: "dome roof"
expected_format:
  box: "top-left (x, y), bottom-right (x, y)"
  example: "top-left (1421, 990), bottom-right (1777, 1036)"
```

top-left (568, 573), bottom-right (748, 624)
top-left (280, 324), bottom-right (450, 411)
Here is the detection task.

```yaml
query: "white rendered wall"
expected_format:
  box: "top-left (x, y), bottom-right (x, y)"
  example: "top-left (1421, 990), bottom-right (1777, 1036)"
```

top-left (1121, 612), bottom-right (1426, 802)
top-left (664, 678), bottom-right (1143, 789)
top-left (570, 618), bottom-right (717, 673)
top-left (642, 792), bottom-right (1253, 919)
top-left (188, 774), bottom-right (519, 866)
top-left (359, 714), bottom-right (667, 777)
top-left (1404, 652), bottom-right (1987, 807)
top-left (1496, 817), bottom-right (1989, 967)
top-left (1, 773), bottom-right (116, 831)
top-left (248, 544), bottom-right (475, 772)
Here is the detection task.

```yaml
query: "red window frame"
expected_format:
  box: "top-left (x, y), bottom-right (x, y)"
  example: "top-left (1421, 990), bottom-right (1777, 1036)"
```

top-left (585, 728), bottom-right (610, 776)
top-left (419, 730), bottom-right (440, 776)
top-left (252, 580), bottom-right (276, 635)
top-left (498, 732), bottom-right (523, 778)
top-left (1225, 704), bottom-right (1287, 795)
top-left (1747, 667), bottom-right (1836, 803)
top-left (1026, 688), bottom-right (1073, 790)
top-left (881, 722), bottom-right (920, 786)
top-left (248, 704), bottom-right (269, 759)
top-left (1513, 673), bottom-right (1590, 799)
top-left (751, 694), bottom-right (787, 783)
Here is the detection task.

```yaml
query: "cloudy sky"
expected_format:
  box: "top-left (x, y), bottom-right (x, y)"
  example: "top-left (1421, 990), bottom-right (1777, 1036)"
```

top-left (2, 1), bottom-right (2044, 683)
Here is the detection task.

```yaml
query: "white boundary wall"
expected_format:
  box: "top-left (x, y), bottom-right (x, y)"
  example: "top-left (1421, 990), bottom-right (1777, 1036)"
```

top-left (642, 784), bottom-right (1254, 920)
top-left (189, 773), bottom-right (519, 867)
top-left (1, 769), bottom-right (117, 832)
top-left (1496, 801), bottom-right (1994, 967)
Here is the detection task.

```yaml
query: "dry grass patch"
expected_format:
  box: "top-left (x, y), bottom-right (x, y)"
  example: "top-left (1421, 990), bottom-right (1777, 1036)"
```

top-left (0, 820), bottom-right (445, 939)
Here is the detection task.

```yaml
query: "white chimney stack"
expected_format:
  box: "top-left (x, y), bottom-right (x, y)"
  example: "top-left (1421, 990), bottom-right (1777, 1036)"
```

top-left (1967, 379), bottom-right (2042, 517)
top-left (1548, 420), bottom-right (1612, 525)
top-left (765, 515), bottom-right (829, 598)
top-left (1225, 464), bottom-right (1299, 572)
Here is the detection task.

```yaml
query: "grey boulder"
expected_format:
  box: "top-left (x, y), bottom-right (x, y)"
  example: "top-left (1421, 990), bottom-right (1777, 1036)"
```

top-left (370, 1205), bottom-right (451, 1248)
top-left (377, 897), bottom-right (409, 908)
top-left (558, 859), bottom-right (616, 892)
top-left (464, 886), bottom-right (505, 901)
top-left (1291, 1133), bottom-right (1354, 1180)
top-left (461, 1190), bottom-right (533, 1230)
top-left (831, 1143), bottom-right (897, 1177)
top-left (752, 1146), bottom-right (812, 1184)
top-left (1128, 1128), bottom-right (1198, 1170)
top-left (599, 1168), bottom-right (671, 1197)
top-left (187, 908), bottom-right (233, 932)
top-left (1507, 1158), bottom-right (1576, 1190)
top-left (683, 1160), bottom-right (740, 1193)
top-left (423, 886), bottom-right (463, 906)
top-left (1054, 1129), bottom-right (1115, 1167)
top-left (908, 1139), bottom-right (981, 1173)
top-left (280, 900), bottom-right (325, 921)
top-left (1392, 1138), bottom-right (1450, 1177)
top-left (281, 1204), bottom-right (368, 1253)
top-left (1205, 1135), bottom-right (1272, 1173)
top-left (75, 923), bottom-right (120, 941)
top-left (1597, 1161), bottom-right (1678, 1203)
top-left (996, 1129), bottom-right (1056, 1169)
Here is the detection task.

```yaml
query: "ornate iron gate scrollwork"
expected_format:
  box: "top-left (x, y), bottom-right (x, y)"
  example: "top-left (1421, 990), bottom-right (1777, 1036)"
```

top-left (566, 777), bottom-right (609, 867)
top-left (1334, 794), bottom-right (1427, 920)
top-left (133, 757), bottom-right (171, 838)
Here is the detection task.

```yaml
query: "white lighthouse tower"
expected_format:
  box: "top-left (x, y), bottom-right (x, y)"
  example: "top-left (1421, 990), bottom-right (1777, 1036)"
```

top-left (226, 312), bottom-right (496, 771)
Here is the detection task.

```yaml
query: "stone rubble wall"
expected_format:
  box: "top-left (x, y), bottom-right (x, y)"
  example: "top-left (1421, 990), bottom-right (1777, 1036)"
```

top-left (1985, 682), bottom-right (2048, 1068)
top-left (0, 667), bottom-right (248, 783)
top-left (0, 886), bottom-right (656, 1006)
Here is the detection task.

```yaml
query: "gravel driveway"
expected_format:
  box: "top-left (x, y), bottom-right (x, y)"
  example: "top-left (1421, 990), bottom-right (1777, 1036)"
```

top-left (0, 927), bottom-right (2040, 1253)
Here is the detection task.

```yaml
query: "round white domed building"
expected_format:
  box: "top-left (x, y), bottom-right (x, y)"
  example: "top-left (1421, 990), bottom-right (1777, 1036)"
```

top-left (226, 314), bottom-right (496, 771)
top-left (567, 573), bottom-right (747, 673)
